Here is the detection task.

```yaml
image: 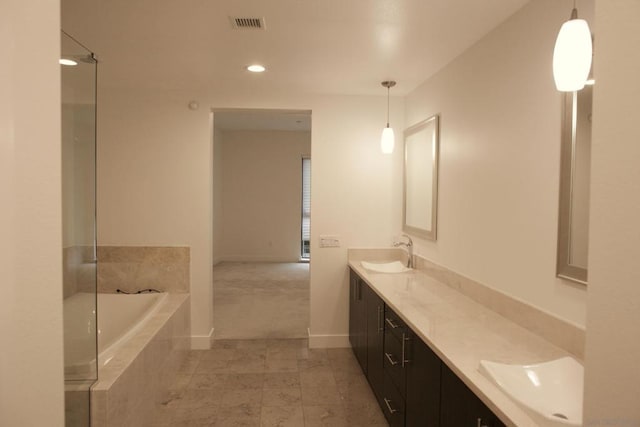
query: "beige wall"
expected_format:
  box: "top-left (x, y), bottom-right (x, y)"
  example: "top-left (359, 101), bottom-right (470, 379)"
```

top-left (584, 1), bottom-right (640, 424)
top-left (0, 0), bottom-right (65, 425)
top-left (218, 130), bottom-right (311, 262)
top-left (97, 88), bottom-right (214, 348)
top-left (403, 0), bottom-right (592, 328)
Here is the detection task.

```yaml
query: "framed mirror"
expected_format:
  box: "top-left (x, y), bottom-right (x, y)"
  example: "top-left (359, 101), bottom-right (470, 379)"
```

top-left (403, 114), bottom-right (440, 241)
top-left (557, 86), bottom-right (592, 285)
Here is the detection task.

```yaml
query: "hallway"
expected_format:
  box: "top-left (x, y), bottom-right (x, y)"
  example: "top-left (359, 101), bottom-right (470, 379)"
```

top-left (213, 263), bottom-right (310, 339)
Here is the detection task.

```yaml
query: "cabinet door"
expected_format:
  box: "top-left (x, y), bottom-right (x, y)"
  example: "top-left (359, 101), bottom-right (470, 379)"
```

top-left (440, 364), bottom-right (506, 427)
top-left (349, 270), bottom-right (367, 373)
top-left (365, 284), bottom-right (385, 402)
top-left (405, 333), bottom-right (441, 427)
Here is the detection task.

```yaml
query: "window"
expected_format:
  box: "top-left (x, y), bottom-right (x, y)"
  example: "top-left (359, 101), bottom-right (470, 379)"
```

top-left (301, 157), bottom-right (311, 259)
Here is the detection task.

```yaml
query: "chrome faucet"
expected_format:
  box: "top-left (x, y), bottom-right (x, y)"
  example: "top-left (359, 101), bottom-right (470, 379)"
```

top-left (393, 234), bottom-right (414, 268)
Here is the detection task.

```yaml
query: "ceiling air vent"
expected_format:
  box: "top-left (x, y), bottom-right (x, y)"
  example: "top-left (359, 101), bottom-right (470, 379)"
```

top-left (230, 17), bottom-right (266, 30)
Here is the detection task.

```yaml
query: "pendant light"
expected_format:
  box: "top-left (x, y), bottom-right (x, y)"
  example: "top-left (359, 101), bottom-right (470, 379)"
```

top-left (553, 1), bottom-right (592, 92)
top-left (380, 80), bottom-right (396, 154)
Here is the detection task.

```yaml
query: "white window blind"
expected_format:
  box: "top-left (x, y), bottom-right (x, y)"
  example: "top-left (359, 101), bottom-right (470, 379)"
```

top-left (302, 158), bottom-right (311, 249)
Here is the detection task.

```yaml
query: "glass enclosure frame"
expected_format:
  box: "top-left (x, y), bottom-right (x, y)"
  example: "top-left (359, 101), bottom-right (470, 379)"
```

top-left (61, 30), bottom-right (98, 427)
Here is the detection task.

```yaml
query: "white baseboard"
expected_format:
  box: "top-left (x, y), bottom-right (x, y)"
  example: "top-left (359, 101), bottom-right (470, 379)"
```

top-left (191, 327), bottom-right (214, 349)
top-left (307, 328), bottom-right (350, 348)
top-left (220, 255), bottom-right (300, 263)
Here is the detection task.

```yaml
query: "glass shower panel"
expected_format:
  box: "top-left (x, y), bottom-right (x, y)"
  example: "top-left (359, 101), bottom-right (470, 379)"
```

top-left (61, 31), bottom-right (97, 427)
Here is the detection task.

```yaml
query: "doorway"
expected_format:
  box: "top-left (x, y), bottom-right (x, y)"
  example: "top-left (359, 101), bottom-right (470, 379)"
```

top-left (211, 109), bottom-right (312, 339)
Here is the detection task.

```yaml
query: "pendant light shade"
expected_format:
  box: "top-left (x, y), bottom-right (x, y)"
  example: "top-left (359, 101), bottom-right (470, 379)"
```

top-left (553, 7), bottom-right (592, 92)
top-left (380, 80), bottom-right (396, 154)
top-left (381, 127), bottom-right (395, 154)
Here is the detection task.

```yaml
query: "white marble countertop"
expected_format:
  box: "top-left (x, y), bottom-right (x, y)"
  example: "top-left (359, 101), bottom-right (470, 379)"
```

top-left (348, 259), bottom-right (571, 427)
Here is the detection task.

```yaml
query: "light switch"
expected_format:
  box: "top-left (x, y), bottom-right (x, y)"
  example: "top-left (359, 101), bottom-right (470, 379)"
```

top-left (319, 235), bottom-right (341, 248)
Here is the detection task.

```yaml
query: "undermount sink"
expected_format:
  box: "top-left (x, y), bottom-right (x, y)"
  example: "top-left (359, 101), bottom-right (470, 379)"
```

top-left (361, 261), bottom-right (412, 273)
top-left (479, 357), bottom-right (584, 426)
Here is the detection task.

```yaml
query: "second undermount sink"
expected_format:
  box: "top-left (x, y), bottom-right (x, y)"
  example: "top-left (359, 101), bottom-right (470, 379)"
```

top-left (361, 260), bottom-right (412, 274)
top-left (479, 357), bottom-right (584, 426)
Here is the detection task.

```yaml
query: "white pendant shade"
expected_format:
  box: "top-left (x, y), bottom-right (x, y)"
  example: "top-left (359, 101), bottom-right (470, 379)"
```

top-left (381, 126), bottom-right (395, 154)
top-left (553, 18), bottom-right (592, 92)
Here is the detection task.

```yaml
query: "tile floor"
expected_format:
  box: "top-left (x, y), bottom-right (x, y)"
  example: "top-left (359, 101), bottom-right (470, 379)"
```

top-left (213, 263), bottom-right (310, 340)
top-left (154, 339), bottom-right (387, 427)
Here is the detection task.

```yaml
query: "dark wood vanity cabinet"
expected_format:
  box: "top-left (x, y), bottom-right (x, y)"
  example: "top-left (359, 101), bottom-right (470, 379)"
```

top-left (349, 267), bottom-right (506, 427)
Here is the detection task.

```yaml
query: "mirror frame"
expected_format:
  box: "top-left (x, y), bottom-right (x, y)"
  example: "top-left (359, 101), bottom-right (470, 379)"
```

top-left (557, 90), bottom-right (589, 285)
top-left (403, 114), bottom-right (440, 241)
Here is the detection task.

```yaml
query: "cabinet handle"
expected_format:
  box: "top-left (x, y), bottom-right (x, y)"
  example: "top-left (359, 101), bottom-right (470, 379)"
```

top-left (385, 317), bottom-right (399, 329)
top-left (401, 332), bottom-right (410, 367)
top-left (477, 418), bottom-right (488, 427)
top-left (377, 306), bottom-right (383, 333)
top-left (385, 352), bottom-right (398, 366)
top-left (383, 397), bottom-right (397, 414)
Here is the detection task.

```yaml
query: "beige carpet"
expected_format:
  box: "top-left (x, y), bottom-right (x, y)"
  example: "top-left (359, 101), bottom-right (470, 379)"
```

top-left (213, 262), bottom-right (310, 339)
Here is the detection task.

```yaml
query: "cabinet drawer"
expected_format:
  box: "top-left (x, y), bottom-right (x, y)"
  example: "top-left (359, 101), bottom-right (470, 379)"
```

top-left (384, 305), bottom-right (409, 341)
top-left (383, 330), bottom-right (407, 395)
top-left (382, 372), bottom-right (405, 427)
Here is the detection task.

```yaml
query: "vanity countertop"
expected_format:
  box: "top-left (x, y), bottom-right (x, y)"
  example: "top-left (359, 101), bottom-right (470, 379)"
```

top-left (348, 259), bottom-right (573, 427)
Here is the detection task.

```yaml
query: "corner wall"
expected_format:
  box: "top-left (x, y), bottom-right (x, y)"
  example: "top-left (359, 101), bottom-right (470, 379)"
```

top-left (403, 0), bottom-right (590, 327)
top-left (583, 1), bottom-right (640, 424)
top-left (0, 0), bottom-right (65, 425)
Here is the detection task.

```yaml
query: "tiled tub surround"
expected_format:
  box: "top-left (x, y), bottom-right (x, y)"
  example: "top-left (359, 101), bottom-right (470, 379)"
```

top-left (91, 293), bottom-right (190, 427)
top-left (97, 246), bottom-right (190, 294)
top-left (348, 249), bottom-right (583, 427)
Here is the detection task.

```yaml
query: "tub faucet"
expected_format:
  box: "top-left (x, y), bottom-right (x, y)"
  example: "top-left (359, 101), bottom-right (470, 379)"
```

top-left (393, 234), bottom-right (414, 268)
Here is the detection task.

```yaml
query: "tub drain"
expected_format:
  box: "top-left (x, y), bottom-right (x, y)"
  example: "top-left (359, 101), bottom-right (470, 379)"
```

top-left (552, 413), bottom-right (569, 420)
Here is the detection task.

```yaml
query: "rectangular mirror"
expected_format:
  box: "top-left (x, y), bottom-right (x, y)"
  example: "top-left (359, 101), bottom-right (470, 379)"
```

top-left (557, 86), bottom-right (592, 285)
top-left (403, 114), bottom-right (440, 241)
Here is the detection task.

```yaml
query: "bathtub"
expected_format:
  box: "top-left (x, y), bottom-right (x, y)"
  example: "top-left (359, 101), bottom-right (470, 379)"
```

top-left (63, 291), bottom-right (190, 426)
top-left (97, 292), bottom-right (168, 366)
top-left (64, 292), bottom-right (168, 378)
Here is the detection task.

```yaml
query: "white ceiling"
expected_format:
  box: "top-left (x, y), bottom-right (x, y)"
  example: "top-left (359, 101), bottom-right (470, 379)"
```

top-left (62, 0), bottom-right (529, 97)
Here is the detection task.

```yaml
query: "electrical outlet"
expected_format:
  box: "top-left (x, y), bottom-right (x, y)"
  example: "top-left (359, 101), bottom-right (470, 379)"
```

top-left (319, 235), bottom-right (341, 248)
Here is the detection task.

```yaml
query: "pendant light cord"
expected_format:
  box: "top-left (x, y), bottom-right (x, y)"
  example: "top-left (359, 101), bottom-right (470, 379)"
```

top-left (386, 86), bottom-right (390, 127)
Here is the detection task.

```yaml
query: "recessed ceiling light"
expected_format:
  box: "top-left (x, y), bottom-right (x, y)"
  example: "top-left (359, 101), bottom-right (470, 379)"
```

top-left (247, 64), bottom-right (266, 73)
top-left (59, 58), bottom-right (78, 66)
